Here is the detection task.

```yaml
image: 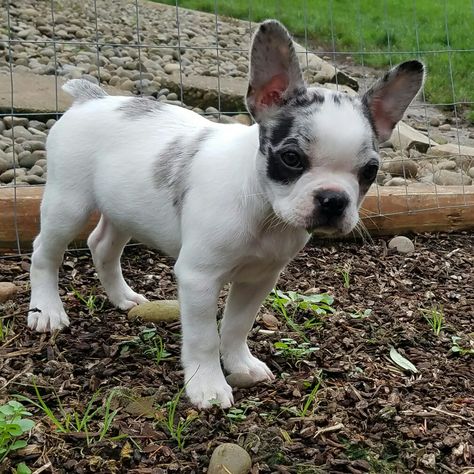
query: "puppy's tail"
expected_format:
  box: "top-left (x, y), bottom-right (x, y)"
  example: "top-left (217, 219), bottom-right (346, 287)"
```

top-left (62, 79), bottom-right (108, 104)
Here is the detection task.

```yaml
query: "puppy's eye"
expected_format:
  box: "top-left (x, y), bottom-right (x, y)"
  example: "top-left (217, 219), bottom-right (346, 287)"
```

top-left (361, 163), bottom-right (378, 182)
top-left (280, 151), bottom-right (303, 170)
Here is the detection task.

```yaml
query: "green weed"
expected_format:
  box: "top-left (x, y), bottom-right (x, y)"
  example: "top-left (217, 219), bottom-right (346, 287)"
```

top-left (0, 318), bottom-right (14, 342)
top-left (0, 400), bottom-right (35, 463)
top-left (120, 328), bottom-right (172, 365)
top-left (17, 384), bottom-right (122, 446)
top-left (267, 289), bottom-right (334, 341)
top-left (420, 305), bottom-right (444, 336)
top-left (71, 286), bottom-right (105, 315)
top-left (349, 309), bottom-right (372, 319)
top-left (339, 264), bottom-right (351, 289)
top-left (274, 338), bottom-right (318, 363)
top-left (451, 335), bottom-right (474, 356)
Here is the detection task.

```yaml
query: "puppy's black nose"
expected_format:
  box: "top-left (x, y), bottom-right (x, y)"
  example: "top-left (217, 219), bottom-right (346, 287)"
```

top-left (315, 190), bottom-right (349, 217)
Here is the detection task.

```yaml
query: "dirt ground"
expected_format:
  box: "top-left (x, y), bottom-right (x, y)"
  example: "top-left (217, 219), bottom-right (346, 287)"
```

top-left (1, 233), bottom-right (473, 473)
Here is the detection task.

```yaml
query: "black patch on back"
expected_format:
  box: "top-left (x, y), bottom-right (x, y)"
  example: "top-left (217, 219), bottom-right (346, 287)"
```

top-left (154, 128), bottom-right (213, 210)
top-left (118, 96), bottom-right (163, 119)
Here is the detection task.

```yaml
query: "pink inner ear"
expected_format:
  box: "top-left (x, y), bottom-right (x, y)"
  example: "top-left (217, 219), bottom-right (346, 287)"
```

top-left (372, 96), bottom-right (395, 141)
top-left (256, 73), bottom-right (289, 108)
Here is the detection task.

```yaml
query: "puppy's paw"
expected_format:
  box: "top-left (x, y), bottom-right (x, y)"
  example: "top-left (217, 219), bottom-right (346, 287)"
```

top-left (223, 350), bottom-right (275, 383)
top-left (185, 372), bottom-right (234, 409)
top-left (112, 290), bottom-right (148, 311)
top-left (28, 299), bottom-right (70, 333)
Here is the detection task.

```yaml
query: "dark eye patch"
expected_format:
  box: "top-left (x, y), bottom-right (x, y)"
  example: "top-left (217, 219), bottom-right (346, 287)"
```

top-left (358, 159), bottom-right (379, 199)
top-left (267, 145), bottom-right (309, 184)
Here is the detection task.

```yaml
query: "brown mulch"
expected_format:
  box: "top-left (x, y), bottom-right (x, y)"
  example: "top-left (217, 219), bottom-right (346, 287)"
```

top-left (1, 232), bottom-right (473, 473)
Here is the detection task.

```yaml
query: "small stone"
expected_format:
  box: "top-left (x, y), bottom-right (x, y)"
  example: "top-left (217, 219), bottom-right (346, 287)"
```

top-left (384, 159), bottom-right (418, 178)
top-left (468, 167), bottom-right (474, 179)
top-left (3, 126), bottom-right (33, 140)
top-left (429, 117), bottom-right (440, 127)
top-left (433, 170), bottom-right (472, 186)
top-left (167, 92), bottom-right (178, 101)
top-left (0, 168), bottom-right (26, 184)
top-left (437, 160), bottom-right (457, 171)
top-left (127, 300), bottom-right (180, 322)
top-left (27, 165), bottom-right (44, 177)
top-left (46, 119), bottom-right (56, 129)
top-left (420, 453), bottom-right (436, 470)
top-left (3, 116), bottom-right (28, 128)
top-left (388, 236), bottom-right (415, 255)
top-left (23, 175), bottom-right (46, 185)
top-left (208, 443), bottom-right (252, 474)
top-left (164, 63), bottom-right (181, 74)
top-left (0, 282), bottom-right (18, 303)
top-left (384, 177), bottom-right (408, 186)
top-left (439, 123), bottom-right (451, 131)
top-left (430, 134), bottom-right (448, 145)
top-left (0, 158), bottom-right (9, 173)
top-left (226, 373), bottom-right (258, 389)
top-left (205, 106), bottom-right (219, 116)
top-left (261, 312), bottom-right (280, 329)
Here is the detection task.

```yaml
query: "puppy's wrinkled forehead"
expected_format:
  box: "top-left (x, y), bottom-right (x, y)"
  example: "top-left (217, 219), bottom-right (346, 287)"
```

top-left (258, 88), bottom-right (374, 166)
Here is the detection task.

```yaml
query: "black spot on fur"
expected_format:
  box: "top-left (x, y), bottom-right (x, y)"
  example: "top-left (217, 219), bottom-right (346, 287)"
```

top-left (270, 116), bottom-right (294, 148)
top-left (118, 96), bottom-right (163, 119)
top-left (154, 128), bottom-right (213, 210)
top-left (266, 147), bottom-right (309, 184)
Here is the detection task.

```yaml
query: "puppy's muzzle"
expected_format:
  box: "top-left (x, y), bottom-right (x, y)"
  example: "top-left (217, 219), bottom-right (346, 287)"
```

top-left (307, 189), bottom-right (350, 232)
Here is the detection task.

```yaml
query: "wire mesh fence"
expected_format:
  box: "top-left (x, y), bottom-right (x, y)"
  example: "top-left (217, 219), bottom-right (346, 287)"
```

top-left (1, 0), bottom-right (474, 255)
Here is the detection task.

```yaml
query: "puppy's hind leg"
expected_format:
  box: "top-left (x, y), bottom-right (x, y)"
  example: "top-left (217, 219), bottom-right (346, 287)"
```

top-left (29, 189), bottom-right (93, 332)
top-left (87, 215), bottom-right (148, 310)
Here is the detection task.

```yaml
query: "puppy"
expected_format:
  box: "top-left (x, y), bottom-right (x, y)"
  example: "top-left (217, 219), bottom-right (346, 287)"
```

top-left (28, 20), bottom-right (424, 408)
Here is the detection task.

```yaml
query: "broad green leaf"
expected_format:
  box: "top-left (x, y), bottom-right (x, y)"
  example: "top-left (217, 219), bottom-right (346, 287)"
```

top-left (16, 462), bottom-right (32, 474)
top-left (389, 347), bottom-right (419, 373)
top-left (10, 440), bottom-right (28, 451)
top-left (16, 419), bottom-right (35, 432)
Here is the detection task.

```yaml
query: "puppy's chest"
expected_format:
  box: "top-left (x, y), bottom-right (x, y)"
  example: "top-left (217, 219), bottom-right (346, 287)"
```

top-left (230, 228), bottom-right (309, 283)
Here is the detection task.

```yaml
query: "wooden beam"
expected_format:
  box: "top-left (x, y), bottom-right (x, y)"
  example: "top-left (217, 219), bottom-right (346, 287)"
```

top-left (1, 185), bottom-right (474, 252)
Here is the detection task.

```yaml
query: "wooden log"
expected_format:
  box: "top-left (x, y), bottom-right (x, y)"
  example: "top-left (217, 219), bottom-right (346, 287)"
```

top-left (1, 185), bottom-right (474, 252)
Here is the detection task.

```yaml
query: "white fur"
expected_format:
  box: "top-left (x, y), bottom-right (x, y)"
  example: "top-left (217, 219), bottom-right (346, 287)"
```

top-left (29, 20), bottom-right (423, 409)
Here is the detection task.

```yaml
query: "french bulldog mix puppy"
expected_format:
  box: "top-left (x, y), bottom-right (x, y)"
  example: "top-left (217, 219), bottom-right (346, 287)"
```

top-left (28, 20), bottom-right (424, 408)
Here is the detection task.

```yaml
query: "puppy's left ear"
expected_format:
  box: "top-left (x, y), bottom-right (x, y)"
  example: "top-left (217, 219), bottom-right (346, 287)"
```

top-left (362, 60), bottom-right (425, 142)
top-left (246, 20), bottom-right (305, 122)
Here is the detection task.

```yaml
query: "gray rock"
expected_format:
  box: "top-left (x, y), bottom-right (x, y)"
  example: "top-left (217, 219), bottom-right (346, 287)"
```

top-left (18, 151), bottom-right (37, 168)
top-left (385, 177), bottom-right (409, 186)
top-left (384, 159), bottom-right (418, 178)
top-left (164, 63), bottom-right (181, 74)
top-left (0, 158), bottom-right (10, 173)
top-left (0, 168), bottom-right (26, 184)
top-left (429, 117), bottom-right (440, 127)
top-left (433, 170), bottom-right (472, 186)
top-left (23, 174), bottom-right (46, 185)
top-left (3, 116), bottom-right (28, 128)
top-left (35, 159), bottom-right (47, 168)
top-left (23, 140), bottom-right (45, 152)
top-left (439, 123), bottom-right (451, 131)
top-left (468, 167), bottom-right (474, 179)
top-left (388, 236), bottom-right (415, 255)
top-left (3, 125), bottom-right (33, 140)
top-left (46, 119), bottom-right (56, 129)
top-left (437, 160), bottom-right (457, 171)
top-left (208, 443), bottom-right (252, 474)
top-left (28, 120), bottom-right (47, 131)
top-left (27, 165), bottom-right (44, 176)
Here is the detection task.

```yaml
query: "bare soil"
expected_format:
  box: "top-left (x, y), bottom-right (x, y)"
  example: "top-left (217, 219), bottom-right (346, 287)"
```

top-left (1, 233), bottom-right (473, 473)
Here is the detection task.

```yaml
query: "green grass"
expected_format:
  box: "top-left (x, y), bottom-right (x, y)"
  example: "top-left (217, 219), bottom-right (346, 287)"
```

top-left (159, 0), bottom-right (473, 119)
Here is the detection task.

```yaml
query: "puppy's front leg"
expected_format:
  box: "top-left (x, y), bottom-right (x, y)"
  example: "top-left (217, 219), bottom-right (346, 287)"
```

top-left (220, 270), bottom-right (280, 383)
top-left (175, 259), bottom-right (233, 409)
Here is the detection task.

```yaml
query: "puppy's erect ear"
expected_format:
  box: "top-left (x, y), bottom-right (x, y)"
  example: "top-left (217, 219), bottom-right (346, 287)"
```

top-left (246, 20), bottom-right (305, 122)
top-left (362, 60), bottom-right (425, 142)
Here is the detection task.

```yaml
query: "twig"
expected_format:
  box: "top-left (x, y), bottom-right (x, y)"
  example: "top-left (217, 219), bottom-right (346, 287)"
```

top-left (314, 422), bottom-right (344, 438)
top-left (428, 406), bottom-right (470, 421)
top-left (31, 462), bottom-right (52, 474)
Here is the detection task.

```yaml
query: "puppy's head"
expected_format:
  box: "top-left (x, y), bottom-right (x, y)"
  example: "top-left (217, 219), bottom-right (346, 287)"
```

top-left (247, 20), bottom-right (425, 235)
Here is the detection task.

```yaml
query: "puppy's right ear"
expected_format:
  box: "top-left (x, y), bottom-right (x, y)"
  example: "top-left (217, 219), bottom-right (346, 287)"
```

top-left (246, 20), bottom-right (305, 123)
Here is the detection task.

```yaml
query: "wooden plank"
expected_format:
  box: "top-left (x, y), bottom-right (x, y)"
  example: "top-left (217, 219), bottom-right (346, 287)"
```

top-left (1, 185), bottom-right (474, 252)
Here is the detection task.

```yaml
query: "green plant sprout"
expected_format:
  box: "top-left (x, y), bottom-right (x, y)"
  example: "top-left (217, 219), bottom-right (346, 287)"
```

top-left (120, 328), bottom-right (172, 365)
top-left (349, 309), bottom-right (372, 319)
top-left (0, 318), bottom-right (14, 342)
top-left (159, 385), bottom-right (198, 450)
top-left (17, 384), bottom-right (122, 446)
top-left (339, 263), bottom-right (351, 289)
top-left (71, 286), bottom-right (105, 315)
top-left (0, 400), bottom-right (35, 463)
top-left (267, 289), bottom-right (334, 340)
top-left (274, 338), bottom-right (318, 363)
top-left (420, 305), bottom-right (444, 336)
top-left (451, 336), bottom-right (474, 356)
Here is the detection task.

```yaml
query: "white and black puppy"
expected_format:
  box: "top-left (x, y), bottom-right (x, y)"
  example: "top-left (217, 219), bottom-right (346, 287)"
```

top-left (28, 20), bottom-right (424, 408)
